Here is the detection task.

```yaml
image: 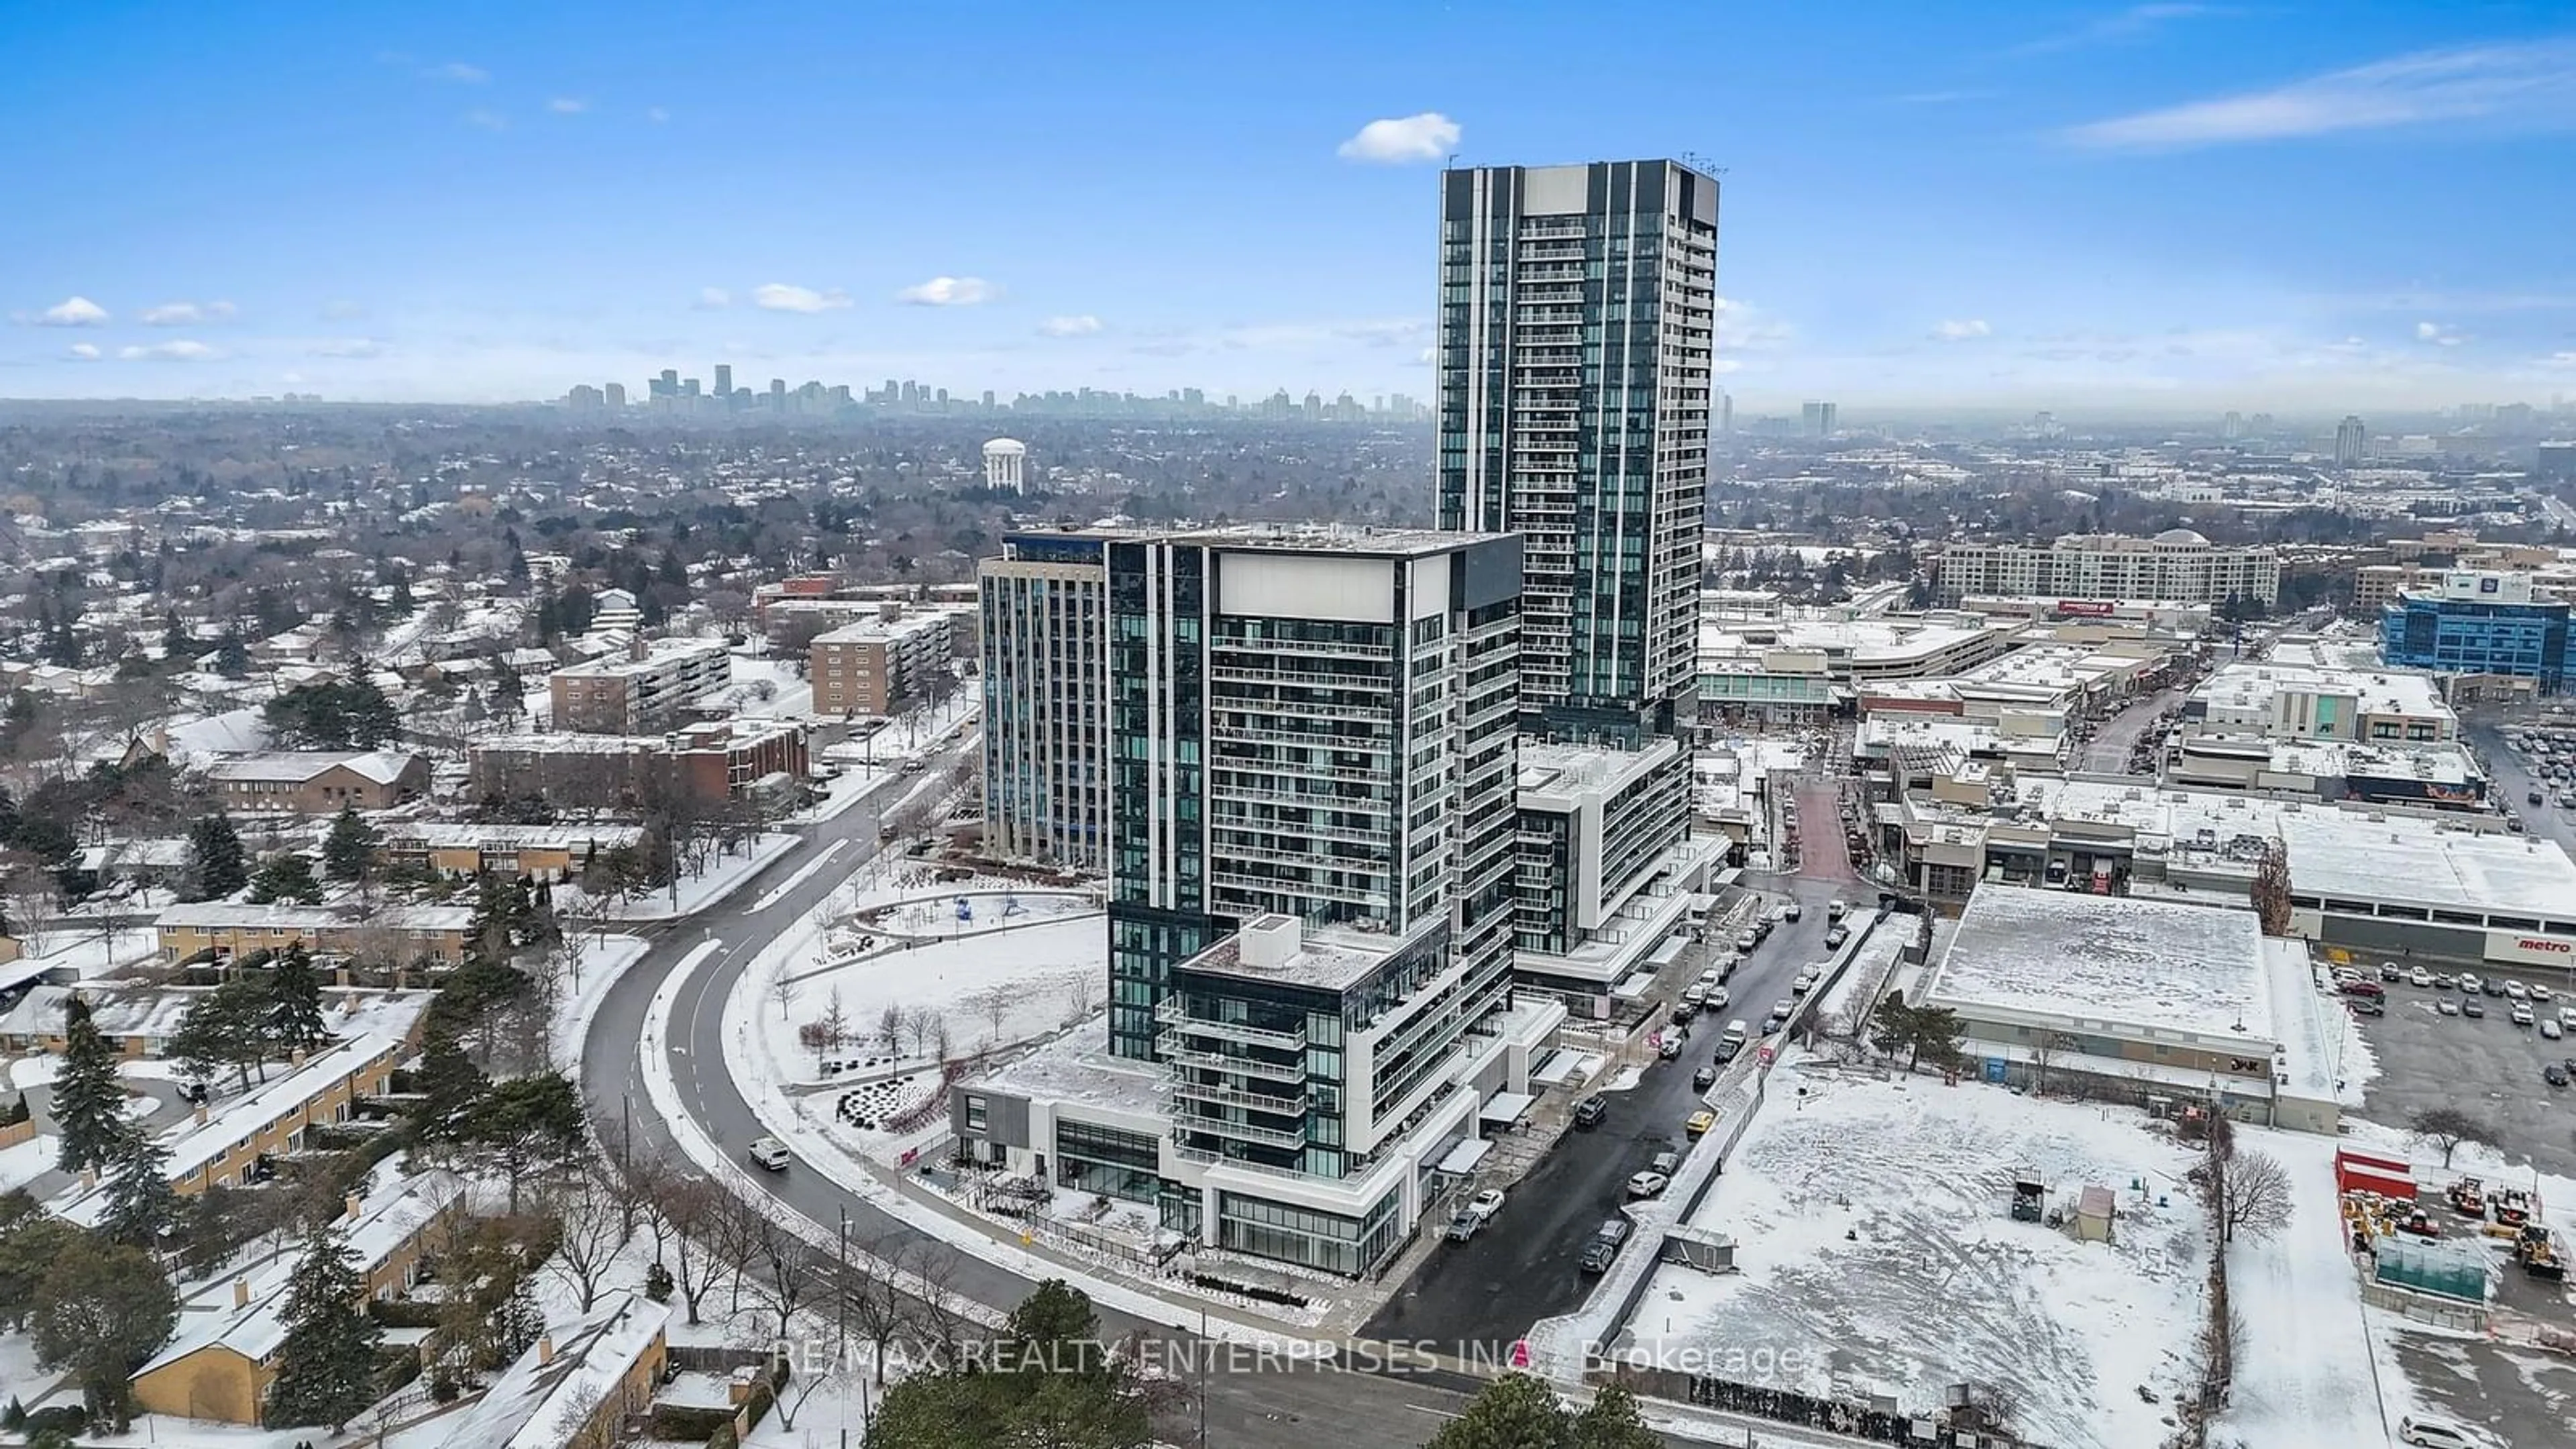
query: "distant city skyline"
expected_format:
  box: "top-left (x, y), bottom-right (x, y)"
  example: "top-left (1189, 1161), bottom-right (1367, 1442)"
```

top-left (562, 366), bottom-right (1432, 421)
top-left (8, 3), bottom-right (2576, 409)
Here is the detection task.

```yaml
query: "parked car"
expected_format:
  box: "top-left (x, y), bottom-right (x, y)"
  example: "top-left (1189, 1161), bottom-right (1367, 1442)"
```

top-left (2484, 976), bottom-right (2510, 997)
top-left (1734, 929), bottom-right (1760, 953)
top-left (1578, 1218), bottom-right (1631, 1274)
top-left (1658, 1034), bottom-right (1686, 1060)
top-left (1713, 1037), bottom-right (1743, 1063)
top-left (2507, 979), bottom-right (2530, 1000)
top-left (2348, 998), bottom-right (2385, 1017)
top-left (2463, 998), bottom-right (2487, 1018)
top-left (2458, 973), bottom-right (2483, 994)
top-left (1824, 924), bottom-right (1850, 949)
top-left (1684, 1108), bottom-right (1719, 1136)
top-left (2531, 790), bottom-right (2547, 805)
top-left (1827, 898), bottom-right (1849, 920)
top-left (2339, 979), bottom-right (2385, 1000)
top-left (748, 1137), bottom-right (792, 1171)
top-left (2437, 998), bottom-right (2462, 1016)
top-left (1626, 1171), bottom-right (1672, 1199)
top-left (2543, 1019), bottom-right (2564, 1041)
top-left (1670, 1000), bottom-right (1700, 1025)
top-left (2395, 1411), bottom-right (2484, 1448)
top-left (1707, 985), bottom-right (1731, 1011)
top-left (1648, 1149), bottom-right (1681, 1177)
top-left (2514, 1003), bottom-right (2536, 1026)
top-left (2561, 1004), bottom-right (2576, 1028)
top-left (2410, 965), bottom-right (2434, 988)
top-left (2532, 983), bottom-right (2555, 1003)
top-left (1693, 1063), bottom-right (1718, 1089)
top-left (1572, 1096), bottom-right (1609, 1128)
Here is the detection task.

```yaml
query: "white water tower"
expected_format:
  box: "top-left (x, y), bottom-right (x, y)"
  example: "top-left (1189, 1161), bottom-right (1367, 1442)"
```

top-left (982, 437), bottom-right (1027, 493)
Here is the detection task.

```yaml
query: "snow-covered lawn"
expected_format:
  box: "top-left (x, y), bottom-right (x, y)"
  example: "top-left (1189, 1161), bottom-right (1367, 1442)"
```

top-left (1610, 1069), bottom-right (2207, 1449)
top-left (749, 911), bottom-right (1104, 1104)
top-left (2213, 1126), bottom-right (2400, 1449)
top-left (592, 831), bottom-right (799, 920)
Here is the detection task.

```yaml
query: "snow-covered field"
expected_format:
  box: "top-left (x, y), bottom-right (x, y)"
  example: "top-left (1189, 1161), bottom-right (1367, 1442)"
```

top-left (1611, 1068), bottom-right (2207, 1449)
top-left (767, 911), bottom-right (1104, 1079)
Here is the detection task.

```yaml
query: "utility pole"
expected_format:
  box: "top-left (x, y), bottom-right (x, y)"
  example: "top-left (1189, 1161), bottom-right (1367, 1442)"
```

top-left (838, 1205), bottom-right (850, 1449)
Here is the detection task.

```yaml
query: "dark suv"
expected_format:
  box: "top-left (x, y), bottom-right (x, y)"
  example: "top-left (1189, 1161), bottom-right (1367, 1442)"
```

top-left (1572, 1096), bottom-right (1608, 1129)
top-left (1577, 1218), bottom-right (1631, 1274)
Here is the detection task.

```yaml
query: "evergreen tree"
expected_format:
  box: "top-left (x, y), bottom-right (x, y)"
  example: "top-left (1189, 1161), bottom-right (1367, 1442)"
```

top-left (248, 850), bottom-right (323, 905)
top-left (321, 805), bottom-right (381, 883)
top-left (100, 1132), bottom-right (178, 1250)
top-left (159, 614), bottom-right (189, 660)
top-left (213, 633), bottom-right (252, 678)
top-left (185, 812), bottom-right (249, 900)
top-left (31, 1237), bottom-right (177, 1433)
top-left (263, 1220), bottom-right (383, 1432)
top-left (168, 983), bottom-right (264, 1091)
top-left (411, 1030), bottom-right (488, 1142)
top-left (51, 998), bottom-right (130, 1175)
top-left (263, 945), bottom-right (329, 1055)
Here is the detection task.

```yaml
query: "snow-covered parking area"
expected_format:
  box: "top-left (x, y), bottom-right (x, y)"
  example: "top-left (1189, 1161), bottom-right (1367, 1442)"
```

top-left (1607, 1068), bottom-right (2208, 1449)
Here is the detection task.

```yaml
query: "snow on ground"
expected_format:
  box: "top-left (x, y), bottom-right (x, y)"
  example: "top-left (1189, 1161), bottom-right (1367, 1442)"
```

top-left (547, 932), bottom-right (655, 1068)
top-left (720, 653), bottom-right (816, 720)
top-left (587, 830), bottom-right (798, 920)
top-left (1610, 1067), bottom-right (2206, 1449)
top-left (747, 908), bottom-right (1104, 1114)
top-left (2214, 1126), bottom-right (2399, 1449)
top-left (12, 927), bottom-right (166, 982)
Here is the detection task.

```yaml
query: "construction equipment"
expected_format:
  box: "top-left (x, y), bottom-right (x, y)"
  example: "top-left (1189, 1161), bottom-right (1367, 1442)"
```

top-left (2396, 1206), bottom-right (2443, 1239)
top-left (2517, 1223), bottom-right (2565, 1280)
top-left (2493, 1187), bottom-right (2534, 1229)
top-left (2010, 1174), bottom-right (2046, 1224)
top-left (2447, 1177), bottom-right (2487, 1219)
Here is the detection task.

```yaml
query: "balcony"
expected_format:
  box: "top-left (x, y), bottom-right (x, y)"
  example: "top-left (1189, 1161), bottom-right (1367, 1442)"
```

top-left (1161, 1043), bottom-right (1309, 1083)
top-left (1155, 1000), bottom-right (1309, 1051)
top-left (1171, 1112), bottom-right (1309, 1150)
top-left (1167, 1077), bottom-right (1311, 1116)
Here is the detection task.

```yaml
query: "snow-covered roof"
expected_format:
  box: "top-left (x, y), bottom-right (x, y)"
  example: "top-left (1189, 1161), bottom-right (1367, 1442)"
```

top-left (55, 1033), bottom-right (405, 1221)
top-left (163, 706), bottom-right (274, 765)
top-left (2277, 806), bottom-right (2576, 918)
top-left (1923, 884), bottom-right (2273, 1047)
top-left (136, 1169), bottom-right (462, 1375)
top-left (207, 749), bottom-right (421, 786)
top-left (445, 1292), bottom-right (671, 1449)
top-left (155, 902), bottom-right (475, 932)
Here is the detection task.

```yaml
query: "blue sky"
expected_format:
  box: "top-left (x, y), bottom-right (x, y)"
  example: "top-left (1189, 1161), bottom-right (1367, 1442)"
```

top-left (8, 0), bottom-right (2576, 411)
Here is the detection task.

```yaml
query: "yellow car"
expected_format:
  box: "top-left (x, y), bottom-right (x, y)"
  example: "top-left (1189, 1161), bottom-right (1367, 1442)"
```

top-left (1684, 1109), bottom-right (1717, 1137)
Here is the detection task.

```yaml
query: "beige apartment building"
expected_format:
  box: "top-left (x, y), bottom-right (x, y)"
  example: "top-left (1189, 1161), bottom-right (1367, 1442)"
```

top-left (810, 610), bottom-right (955, 716)
top-left (547, 637), bottom-right (731, 733)
top-left (1935, 530), bottom-right (2280, 607)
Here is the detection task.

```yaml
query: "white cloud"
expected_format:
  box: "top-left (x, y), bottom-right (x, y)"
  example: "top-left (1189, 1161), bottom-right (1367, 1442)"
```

top-left (322, 299), bottom-right (366, 321)
top-left (2065, 40), bottom-right (2576, 150)
top-left (311, 338), bottom-right (388, 359)
top-left (1038, 315), bottom-right (1104, 337)
top-left (1931, 318), bottom-right (1993, 341)
top-left (2414, 320), bottom-right (2468, 347)
top-left (1717, 296), bottom-right (1794, 351)
top-left (36, 296), bottom-right (109, 327)
top-left (427, 61), bottom-right (488, 84)
top-left (753, 283), bottom-right (854, 313)
top-left (464, 108), bottom-right (508, 131)
top-left (65, 343), bottom-right (101, 361)
top-left (695, 287), bottom-right (734, 309)
top-left (2015, 4), bottom-right (2228, 57)
top-left (139, 300), bottom-right (237, 326)
top-left (1336, 112), bottom-right (1461, 164)
top-left (548, 97), bottom-right (588, 114)
top-left (898, 276), bottom-right (998, 307)
top-left (646, 107), bottom-right (669, 123)
top-left (119, 340), bottom-right (218, 362)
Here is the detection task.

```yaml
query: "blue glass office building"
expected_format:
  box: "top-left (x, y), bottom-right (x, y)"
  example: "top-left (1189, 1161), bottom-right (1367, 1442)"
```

top-left (2380, 574), bottom-right (2572, 693)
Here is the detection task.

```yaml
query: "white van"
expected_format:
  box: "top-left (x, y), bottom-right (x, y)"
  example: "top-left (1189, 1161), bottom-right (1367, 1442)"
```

top-left (2396, 1413), bottom-right (2488, 1449)
top-left (1720, 1018), bottom-right (1749, 1050)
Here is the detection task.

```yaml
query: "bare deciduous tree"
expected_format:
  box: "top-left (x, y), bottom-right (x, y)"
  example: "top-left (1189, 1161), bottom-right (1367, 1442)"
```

top-left (2409, 1106), bottom-right (2500, 1169)
top-left (876, 1003), bottom-right (904, 1057)
top-left (543, 1171), bottom-right (625, 1312)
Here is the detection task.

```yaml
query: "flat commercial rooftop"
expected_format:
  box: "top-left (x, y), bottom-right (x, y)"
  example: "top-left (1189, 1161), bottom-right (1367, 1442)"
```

top-left (1924, 883), bottom-right (2274, 1044)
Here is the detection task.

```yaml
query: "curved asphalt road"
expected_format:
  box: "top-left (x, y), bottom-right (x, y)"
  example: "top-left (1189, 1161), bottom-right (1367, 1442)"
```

top-left (580, 750), bottom-right (1736, 1447)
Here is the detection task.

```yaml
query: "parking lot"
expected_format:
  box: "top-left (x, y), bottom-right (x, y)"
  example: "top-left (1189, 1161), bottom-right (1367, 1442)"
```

top-left (2350, 965), bottom-right (2576, 1179)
